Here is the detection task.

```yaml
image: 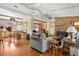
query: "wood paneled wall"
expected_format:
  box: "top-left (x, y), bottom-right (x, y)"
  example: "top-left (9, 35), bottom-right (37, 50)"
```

top-left (55, 16), bottom-right (79, 32)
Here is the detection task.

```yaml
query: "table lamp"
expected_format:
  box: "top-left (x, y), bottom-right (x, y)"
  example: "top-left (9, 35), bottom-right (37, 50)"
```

top-left (66, 26), bottom-right (77, 39)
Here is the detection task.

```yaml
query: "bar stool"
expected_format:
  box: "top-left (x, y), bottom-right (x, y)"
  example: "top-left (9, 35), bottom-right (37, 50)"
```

top-left (0, 34), bottom-right (4, 55)
top-left (0, 26), bottom-right (5, 55)
top-left (14, 31), bottom-right (16, 44)
top-left (0, 31), bottom-right (4, 46)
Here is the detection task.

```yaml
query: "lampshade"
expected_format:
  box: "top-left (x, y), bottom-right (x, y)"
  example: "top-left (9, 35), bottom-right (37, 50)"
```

top-left (66, 26), bottom-right (77, 33)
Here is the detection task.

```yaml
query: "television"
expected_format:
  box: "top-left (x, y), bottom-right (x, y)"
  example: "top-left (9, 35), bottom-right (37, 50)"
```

top-left (56, 31), bottom-right (68, 37)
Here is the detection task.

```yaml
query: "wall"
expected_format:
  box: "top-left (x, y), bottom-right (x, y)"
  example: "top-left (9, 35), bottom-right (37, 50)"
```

top-left (55, 16), bottom-right (79, 32)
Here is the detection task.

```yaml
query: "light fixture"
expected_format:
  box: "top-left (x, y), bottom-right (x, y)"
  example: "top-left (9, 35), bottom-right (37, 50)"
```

top-left (66, 26), bottom-right (77, 33)
top-left (66, 25), bottom-right (77, 39)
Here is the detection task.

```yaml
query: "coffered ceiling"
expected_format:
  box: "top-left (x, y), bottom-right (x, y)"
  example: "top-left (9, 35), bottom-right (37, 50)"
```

top-left (0, 3), bottom-right (79, 20)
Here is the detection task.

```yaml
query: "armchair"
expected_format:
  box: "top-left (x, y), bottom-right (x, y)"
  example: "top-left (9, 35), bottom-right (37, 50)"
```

top-left (31, 32), bottom-right (50, 53)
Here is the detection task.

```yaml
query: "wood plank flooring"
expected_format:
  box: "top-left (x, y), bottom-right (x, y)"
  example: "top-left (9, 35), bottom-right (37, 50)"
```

top-left (0, 38), bottom-right (64, 56)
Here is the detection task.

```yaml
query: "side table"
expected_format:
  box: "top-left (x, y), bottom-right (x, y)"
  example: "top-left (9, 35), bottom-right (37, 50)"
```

top-left (49, 39), bottom-right (59, 55)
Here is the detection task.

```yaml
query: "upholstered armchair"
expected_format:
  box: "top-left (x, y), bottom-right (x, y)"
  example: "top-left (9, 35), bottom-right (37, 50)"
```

top-left (31, 32), bottom-right (50, 53)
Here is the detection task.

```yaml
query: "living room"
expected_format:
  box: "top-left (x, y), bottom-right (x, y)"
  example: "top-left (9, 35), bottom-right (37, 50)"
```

top-left (0, 3), bottom-right (79, 56)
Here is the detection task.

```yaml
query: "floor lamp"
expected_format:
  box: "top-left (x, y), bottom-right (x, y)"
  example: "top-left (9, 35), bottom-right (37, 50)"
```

top-left (66, 26), bottom-right (77, 39)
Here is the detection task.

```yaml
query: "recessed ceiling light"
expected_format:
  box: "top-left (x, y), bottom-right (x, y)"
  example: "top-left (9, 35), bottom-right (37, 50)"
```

top-left (14, 5), bottom-right (18, 8)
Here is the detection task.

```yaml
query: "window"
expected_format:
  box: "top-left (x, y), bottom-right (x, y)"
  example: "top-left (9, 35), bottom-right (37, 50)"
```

top-left (74, 22), bottom-right (79, 25)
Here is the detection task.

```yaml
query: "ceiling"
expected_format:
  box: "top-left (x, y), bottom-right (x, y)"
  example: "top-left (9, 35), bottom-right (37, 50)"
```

top-left (0, 3), bottom-right (79, 20)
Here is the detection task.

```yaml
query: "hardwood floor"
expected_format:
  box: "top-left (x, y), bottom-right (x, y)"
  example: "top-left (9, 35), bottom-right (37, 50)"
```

top-left (0, 38), bottom-right (64, 56)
